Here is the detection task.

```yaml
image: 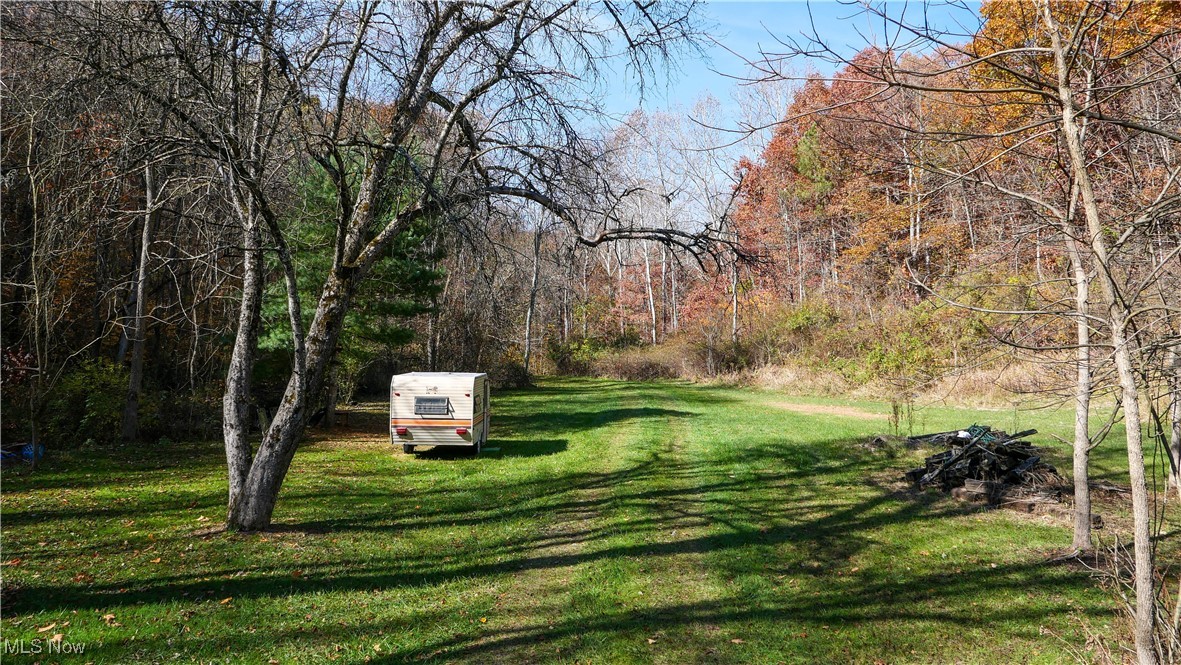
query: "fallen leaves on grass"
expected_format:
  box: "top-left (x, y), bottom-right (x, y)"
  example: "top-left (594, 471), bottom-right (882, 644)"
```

top-left (36, 622), bottom-right (56, 632)
top-left (219, 597), bottom-right (233, 605)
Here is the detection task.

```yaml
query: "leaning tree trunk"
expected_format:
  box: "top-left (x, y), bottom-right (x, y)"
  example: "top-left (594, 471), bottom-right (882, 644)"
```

top-left (226, 267), bottom-right (358, 530)
top-left (1066, 238), bottom-right (1093, 551)
top-left (223, 218), bottom-right (264, 514)
top-left (225, 149), bottom-right (410, 531)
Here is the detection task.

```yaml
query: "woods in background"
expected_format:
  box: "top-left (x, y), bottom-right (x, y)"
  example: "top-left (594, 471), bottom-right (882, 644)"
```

top-left (3, 0), bottom-right (1178, 484)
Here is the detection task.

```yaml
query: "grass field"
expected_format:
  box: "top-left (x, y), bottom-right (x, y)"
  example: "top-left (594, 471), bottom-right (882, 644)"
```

top-left (2, 377), bottom-right (1175, 663)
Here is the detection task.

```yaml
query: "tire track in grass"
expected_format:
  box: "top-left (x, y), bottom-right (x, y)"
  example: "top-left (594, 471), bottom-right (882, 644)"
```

top-left (562, 382), bottom-right (736, 664)
top-left (442, 383), bottom-right (644, 664)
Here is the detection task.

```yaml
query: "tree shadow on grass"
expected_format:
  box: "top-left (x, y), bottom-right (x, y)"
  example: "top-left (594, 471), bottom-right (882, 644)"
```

top-left (492, 439), bottom-right (568, 458)
top-left (495, 406), bottom-right (698, 438)
top-left (45, 549), bottom-right (1103, 665)
top-left (6, 437), bottom-right (1072, 614)
top-left (0, 408), bottom-right (1119, 662)
top-left (0, 440), bottom-right (228, 493)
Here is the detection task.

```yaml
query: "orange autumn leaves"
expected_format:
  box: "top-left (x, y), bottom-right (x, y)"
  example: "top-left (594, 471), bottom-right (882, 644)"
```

top-left (724, 1), bottom-right (1177, 312)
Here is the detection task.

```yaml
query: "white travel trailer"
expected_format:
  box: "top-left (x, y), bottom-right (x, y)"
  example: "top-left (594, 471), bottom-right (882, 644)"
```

top-left (389, 372), bottom-right (490, 454)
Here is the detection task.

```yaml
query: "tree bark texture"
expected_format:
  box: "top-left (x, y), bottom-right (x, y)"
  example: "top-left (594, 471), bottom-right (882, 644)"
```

top-left (1067, 238), bottom-right (1093, 551)
top-left (1043, 5), bottom-right (1157, 657)
top-left (227, 266), bottom-right (358, 530)
top-left (223, 218), bottom-right (264, 516)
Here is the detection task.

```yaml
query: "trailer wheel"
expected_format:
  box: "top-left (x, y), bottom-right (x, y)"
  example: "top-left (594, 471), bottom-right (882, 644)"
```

top-left (403, 444), bottom-right (415, 454)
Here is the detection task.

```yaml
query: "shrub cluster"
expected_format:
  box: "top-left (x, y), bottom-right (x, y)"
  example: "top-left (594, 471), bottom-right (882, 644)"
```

top-left (558, 299), bottom-right (999, 395)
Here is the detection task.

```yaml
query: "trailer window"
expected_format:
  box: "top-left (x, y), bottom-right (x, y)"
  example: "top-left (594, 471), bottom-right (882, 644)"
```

top-left (413, 396), bottom-right (450, 416)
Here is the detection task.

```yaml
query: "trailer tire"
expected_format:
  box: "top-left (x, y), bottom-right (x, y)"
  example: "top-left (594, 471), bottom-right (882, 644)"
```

top-left (403, 444), bottom-right (415, 454)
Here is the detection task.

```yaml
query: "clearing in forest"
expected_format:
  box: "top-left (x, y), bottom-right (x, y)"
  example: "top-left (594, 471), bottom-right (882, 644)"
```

top-left (2, 377), bottom-right (1161, 663)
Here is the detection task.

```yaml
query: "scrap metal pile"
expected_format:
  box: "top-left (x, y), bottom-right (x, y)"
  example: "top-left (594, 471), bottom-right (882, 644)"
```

top-left (905, 425), bottom-right (1062, 491)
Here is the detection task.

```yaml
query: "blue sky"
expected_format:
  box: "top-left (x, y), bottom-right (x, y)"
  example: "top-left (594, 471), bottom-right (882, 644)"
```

top-left (602, 1), bottom-right (982, 121)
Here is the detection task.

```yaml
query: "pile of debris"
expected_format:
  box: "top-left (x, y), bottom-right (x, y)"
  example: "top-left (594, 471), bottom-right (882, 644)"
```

top-left (904, 425), bottom-right (1065, 512)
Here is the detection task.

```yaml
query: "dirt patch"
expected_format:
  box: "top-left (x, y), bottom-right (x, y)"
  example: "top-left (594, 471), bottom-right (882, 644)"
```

top-left (769, 400), bottom-right (885, 420)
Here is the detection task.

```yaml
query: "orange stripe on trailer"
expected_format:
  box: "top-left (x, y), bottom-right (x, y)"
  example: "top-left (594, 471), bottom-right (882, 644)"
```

top-left (472, 413), bottom-right (486, 425)
top-left (391, 418), bottom-right (472, 427)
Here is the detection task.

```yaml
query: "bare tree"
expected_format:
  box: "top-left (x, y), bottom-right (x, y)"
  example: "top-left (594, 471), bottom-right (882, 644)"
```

top-left (10, 0), bottom-right (728, 529)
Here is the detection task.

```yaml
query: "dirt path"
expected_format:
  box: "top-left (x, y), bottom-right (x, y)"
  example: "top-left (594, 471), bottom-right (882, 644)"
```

top-left (768, 400), bottom-right (885, 420)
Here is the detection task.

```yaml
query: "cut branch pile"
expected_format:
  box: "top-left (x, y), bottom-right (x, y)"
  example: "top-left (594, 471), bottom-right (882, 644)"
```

top-left (905, 425), bottom-right (1063, 495)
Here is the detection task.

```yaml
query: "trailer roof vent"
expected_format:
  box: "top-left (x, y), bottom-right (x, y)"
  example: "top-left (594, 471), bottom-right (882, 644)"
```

top-left (413, 396), bottom-right (450, 416)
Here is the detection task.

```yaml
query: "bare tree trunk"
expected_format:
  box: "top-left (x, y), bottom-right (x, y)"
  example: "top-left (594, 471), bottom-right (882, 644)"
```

top-left (581, 252), bottom-right (590, 339)
top-left (795, 226), bottom-right (805, 303)
top-left (27, 114), bottom-right (46, 472)
top-left (962, 185), bottom-right (976, 252)
top-left (643, 241), bottom-right (657, 345)
top-left (222, 218), bottom-right (263, 516)
top-left (1168, 346), bottom-right (1181, 500)
top-left (426, 238), bottom-right (449, 371)
top-left (617, 244), bottom-right (626, 337)
top-left (523, 223), bottom-right (543, 375)
top-left (705, 331), bottom-right (715, 375)
top-left (830, 227), bottom-right (838, 287)
top-left (426, 312), bottom-right (436, 370)
top-left (1044, 7), bottom-right (1156, 657)
top-left (670, 259), bottom-right (678, 333)
top-left (1107, 311), bottom-right (1156, 664)
top-left (227, 266), bottom-right (353, 530)
top-left (659, 245), bottom-right (668, 339)
top-left (1066, 237), bottom-right (1093, 550)
top-left (730, 258), bottom-right (739, 345)
top-left (561, 267), bottom-right (569, 344)
top-left (121, 163), bottom-right (159, 442)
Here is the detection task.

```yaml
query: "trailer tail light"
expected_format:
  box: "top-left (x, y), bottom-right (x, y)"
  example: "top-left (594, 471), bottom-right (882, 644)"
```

top-left (395, 427), bottom-right (408, 436)
top-left (455, 428), bottom-right (468, 436)
top-left (394, 392), bottom-right (400, 396)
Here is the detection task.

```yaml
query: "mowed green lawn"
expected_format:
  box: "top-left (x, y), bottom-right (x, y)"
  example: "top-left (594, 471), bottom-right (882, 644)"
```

top-left (3, 377), bottom-right (1170, 664)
